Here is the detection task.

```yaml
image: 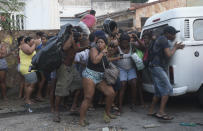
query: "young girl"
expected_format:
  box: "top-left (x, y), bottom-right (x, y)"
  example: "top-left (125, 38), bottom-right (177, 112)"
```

top-left (115, 33), bottom-right (137, 114)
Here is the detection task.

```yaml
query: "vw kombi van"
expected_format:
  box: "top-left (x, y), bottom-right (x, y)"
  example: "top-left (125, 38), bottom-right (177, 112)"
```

top-left (141, 7), bottom-right (203, 105)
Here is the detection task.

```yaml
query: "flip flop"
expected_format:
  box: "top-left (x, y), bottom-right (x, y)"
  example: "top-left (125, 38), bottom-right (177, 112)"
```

top-left (155, 113), bottom-right (174, 120)
top-left (53, 113), bottom-right (60, 123)
top-left (147, 113), bottom-right (157, 117)
top-left (79, 120), bottom-right (89, 127)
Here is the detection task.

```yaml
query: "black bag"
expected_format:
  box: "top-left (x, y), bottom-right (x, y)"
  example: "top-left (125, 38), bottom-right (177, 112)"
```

top-left (143, 40), bottom-right (155, 67)
top-left (30, 24), bottom-right (73, 73)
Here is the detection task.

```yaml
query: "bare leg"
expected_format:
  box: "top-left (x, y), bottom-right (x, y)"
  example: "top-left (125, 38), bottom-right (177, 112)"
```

top-left (118, 81), bottom-right (127, 113)
top-left (18, 76), bottom-right (25, 98)
top-left (70, 89), bottom-right (80, 112)
top-left (25, 83), bottom-right (35, 104)
top-left (49, 79), bottom-right (56, 112)
top-left (0, 70), bottom-right (7, 100)
top-left (148, 96), bottom-right (159, 115)
top-left (79, 78), bottom-right (95, 125)
top-left (98, 81), bottom-right (115, 117)
top-left (130, 79), bottom-right (137, 105)
top-left (36, 72), bottom-right (46, 100)
top-left (159, 95), bottom-right (169, 115)
top-left (137, 72), bottom-right (145, 105)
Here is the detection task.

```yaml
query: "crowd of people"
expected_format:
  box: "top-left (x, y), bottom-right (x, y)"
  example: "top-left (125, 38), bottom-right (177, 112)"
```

top-left (0, 10), bottom-right (185, 126)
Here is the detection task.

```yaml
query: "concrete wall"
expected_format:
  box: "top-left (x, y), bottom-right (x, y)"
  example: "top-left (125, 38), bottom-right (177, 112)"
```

top-left (187, 0), bottom-right (203, 7)
top-left (24, 0), bottom-right (60, 30)
top-left (59, 0), bottom-right (91, 17)
top-left (59, 0), bottom-right (131, 17)
top-left (134, 0), bottom-right (187, 29)
top-left (0, 30), bottom-right (58, 89)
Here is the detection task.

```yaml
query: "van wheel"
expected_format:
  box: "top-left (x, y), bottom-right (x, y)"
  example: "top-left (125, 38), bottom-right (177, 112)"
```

top-left (198, 86), bottom-right (203, 107)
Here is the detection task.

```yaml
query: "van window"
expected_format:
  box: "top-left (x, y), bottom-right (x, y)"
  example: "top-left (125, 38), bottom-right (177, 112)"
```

top-left (193, 20), bottom-right (203, 41)
top-left (142, 24), bottom-right (168, 39)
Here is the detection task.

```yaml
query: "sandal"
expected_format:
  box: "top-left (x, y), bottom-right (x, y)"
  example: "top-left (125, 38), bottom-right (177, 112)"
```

top-left (34, 97), bottom-right (44, 102)
top-left (104, 112), bottom-right (111, 123)
top-left (147, 113), bottom-right (157, 117)
top-left (109, 114), bottom-right (117, 119)
top-left (88, 107), bottom-right (95, 111)
top-left (79, 120), bottom-right (89, 127)
top-left (155, 113), bottom-right (174, 120)
top-left (115, 111), bottom-right (121, 116)
top-left (53, 113), bottom-right (60, 123)
top-left (112, 106), bottom-right (119, 111)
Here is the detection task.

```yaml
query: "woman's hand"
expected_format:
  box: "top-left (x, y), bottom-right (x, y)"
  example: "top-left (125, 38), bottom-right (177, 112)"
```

top-left (101, 48), bottom-right (108, 56)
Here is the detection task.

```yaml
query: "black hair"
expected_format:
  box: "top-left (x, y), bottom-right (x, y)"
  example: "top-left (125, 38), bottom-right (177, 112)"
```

top-left (96, 36), bottom-right (108, 45)
top-left (17, 36), bottom-right (24, 46)
top-left (118, 29), bottom-right (124, 34)
top-left (89, 32), bottom-right (95, 43)
top-left (36, 31), bottom-right (44, 37)
top-left (72, 26), bottom-right (83, 43)
top-left (74, 26), bottom-right (83, 33)
top-left (109, 21), bottom-right (117, 32)
top-left (24, 37), bottom-right (33, 44)
top-left (119, 33), bottom-right (130, 42)
top-left (143, 31), bottom-right (152, 39)
top-left (41, 33), bottom-right (48, 39)
top-left (90, 10), bottom-right (96, 15)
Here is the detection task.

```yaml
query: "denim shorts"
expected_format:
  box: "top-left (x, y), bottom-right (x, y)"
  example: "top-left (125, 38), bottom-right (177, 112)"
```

top-left (24, 72), bottom-right (38, 84)
top-left (119, 68), bottom-right (137, 81)
top-left (149, 66), bottom-right (173, 97)
top-left (82, 68), bottom-right (104, 84)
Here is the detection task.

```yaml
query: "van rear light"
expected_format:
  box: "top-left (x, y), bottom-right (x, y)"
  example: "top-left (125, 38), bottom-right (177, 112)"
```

top-left (169, 66), bottom-right (174, 84)
top-left (153, 18), bottom-right (160, 22)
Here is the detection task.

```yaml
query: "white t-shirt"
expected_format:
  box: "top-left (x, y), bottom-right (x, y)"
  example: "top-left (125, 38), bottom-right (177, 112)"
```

top-left (74, 49), bottom-right (89, 64)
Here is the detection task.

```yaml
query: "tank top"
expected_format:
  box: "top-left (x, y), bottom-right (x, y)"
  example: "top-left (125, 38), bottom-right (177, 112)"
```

top-left (19, 49), bottom-right (36, 75)
top-left (87, 47), bottom-right (109, 73)
top-left (116, 44), bottom-right (134, 70)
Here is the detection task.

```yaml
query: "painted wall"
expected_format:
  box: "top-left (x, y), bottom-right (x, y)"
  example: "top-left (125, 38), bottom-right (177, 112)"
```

top-left (59, 0), bottom-right (131, 17)
top-left (134, 0), bottom-right (187, 29)
top-left (92, 1), bottom-right (131, 16)
top-left (24, 0), bottom-right (60, 30)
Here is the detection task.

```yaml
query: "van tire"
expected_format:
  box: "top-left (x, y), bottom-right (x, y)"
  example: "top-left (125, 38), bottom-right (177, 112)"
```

top-left (198, 86), bottom-right (203, 107)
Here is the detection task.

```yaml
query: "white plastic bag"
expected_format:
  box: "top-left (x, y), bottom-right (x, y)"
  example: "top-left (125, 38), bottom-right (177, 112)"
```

top-left (131, 53), bottom-right (145, 70)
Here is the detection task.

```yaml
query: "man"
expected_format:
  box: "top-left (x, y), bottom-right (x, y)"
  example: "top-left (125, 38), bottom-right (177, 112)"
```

top-left (53, 27), bottom-right (90, 122)
top-left (148, 26), bottom-right (184, 120)
top-left (78, 10), bottom-right (96, 35)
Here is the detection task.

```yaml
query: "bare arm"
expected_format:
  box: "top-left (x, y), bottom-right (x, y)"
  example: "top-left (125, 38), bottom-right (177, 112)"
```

top-left (20, 44), bottom-right (36, 55)
top-left (108, 56), bottom-right (121, 62)
top-left (90, 47), bottom-right (106, 64)
top-left (63, 34), bottom-right (73, 51)
top-left (75, 45), bottom-right (90, 53)
top-left (164, 42), bottom-right (184, 57)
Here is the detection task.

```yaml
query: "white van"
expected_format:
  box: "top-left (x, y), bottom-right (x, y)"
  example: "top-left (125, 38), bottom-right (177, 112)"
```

top-left (141, 7), bottom-right (203, 104)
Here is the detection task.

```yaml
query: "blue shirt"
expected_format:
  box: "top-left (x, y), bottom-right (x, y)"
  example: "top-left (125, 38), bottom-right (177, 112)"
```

top-left (150, 35), bottom-right (170, 68)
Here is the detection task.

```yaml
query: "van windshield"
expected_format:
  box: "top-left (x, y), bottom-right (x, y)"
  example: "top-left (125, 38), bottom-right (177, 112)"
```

top-left (193, 19), bottom-right (203, 41)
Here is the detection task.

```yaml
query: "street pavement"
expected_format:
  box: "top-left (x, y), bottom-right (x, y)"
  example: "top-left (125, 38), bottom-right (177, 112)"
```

top-left (0, 94), bottom-right (202, 131)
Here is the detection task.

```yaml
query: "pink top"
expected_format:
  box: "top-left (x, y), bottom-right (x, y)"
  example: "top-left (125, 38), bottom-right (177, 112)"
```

top-left (81, 14), bottom-right (96, 28)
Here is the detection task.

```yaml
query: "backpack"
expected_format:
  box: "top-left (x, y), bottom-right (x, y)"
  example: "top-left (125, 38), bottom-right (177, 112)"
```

top-left (143, 40), bottom-right (155, 67)
top-left (30, 24), bottom-right (73, 73)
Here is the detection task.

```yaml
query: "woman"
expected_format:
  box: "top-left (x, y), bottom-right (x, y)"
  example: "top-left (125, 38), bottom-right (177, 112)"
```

top-left (79, 36), bottom-right (116, 126)
top-left (19, 37), bottom-right (38, 106)
top-left (116, 33), bottom-right (138, 114)
top-left (17, 36), bottom-right (25, 99)
top-left (0, 43), bottom-right (9, 100)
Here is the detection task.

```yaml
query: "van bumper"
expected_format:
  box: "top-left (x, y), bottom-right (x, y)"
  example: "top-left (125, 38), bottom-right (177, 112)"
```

top-left (143, 84), bottom-right (188, 96)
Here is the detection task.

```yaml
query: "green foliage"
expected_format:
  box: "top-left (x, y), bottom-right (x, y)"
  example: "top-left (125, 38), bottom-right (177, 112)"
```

top-left (130, 0), bottom-right (148, 3)
top-left (0, 0), bottom-right (25, 31)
